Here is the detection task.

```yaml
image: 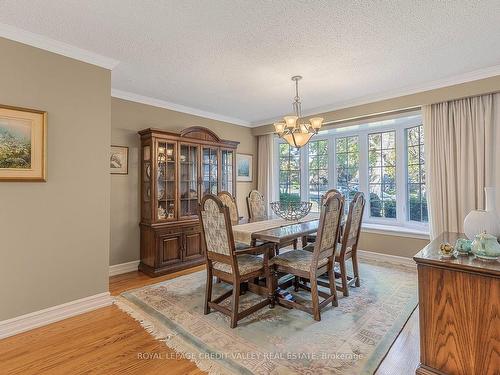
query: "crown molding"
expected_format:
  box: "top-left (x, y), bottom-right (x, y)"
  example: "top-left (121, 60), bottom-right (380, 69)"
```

top-left (251, 64), bottom-right (500, 127)
top-left (0, 22), bottom-right (119, 70)
top-left (111, 89), bottom-right (251, 127)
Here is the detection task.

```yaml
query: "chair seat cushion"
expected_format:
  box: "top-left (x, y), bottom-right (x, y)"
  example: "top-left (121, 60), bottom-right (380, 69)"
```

top-left (302, 243), bottom-right (351, 257)
top-left (270, 249), bottom-right (328, 272)
top-left (213, 254), bottom-right (264, 275)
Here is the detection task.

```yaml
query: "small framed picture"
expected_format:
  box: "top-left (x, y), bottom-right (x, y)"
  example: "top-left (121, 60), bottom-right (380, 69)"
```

top-left (0, 104), bottom-right (47, 182)
top-left (110, 145), bottom-right (129, 174)
top-left (236, 153), bottom-right (253, 182)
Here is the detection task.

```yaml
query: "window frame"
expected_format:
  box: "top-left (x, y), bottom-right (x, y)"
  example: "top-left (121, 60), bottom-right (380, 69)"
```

top-left (277, 142), bottom-right (302, 203)
top-left (405, 124), bottom-right (428, 230)
top-left (274, 114), bottom-right (427, 231)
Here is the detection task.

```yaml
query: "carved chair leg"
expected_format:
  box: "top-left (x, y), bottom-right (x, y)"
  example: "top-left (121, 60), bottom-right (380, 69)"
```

top-left (204, 268), bottom-right (213, 315)
top-left (328, 262), bottom-right (338, 307)
top-left (293, 276), bottom-right (299, 292)
top-left (352, 252), bottom-right (360, 287)
top-left (293, 239), bottom-right (298, 250)
top-left (310, 274), bottom-right (321, 321)
top-left (230, 279), bottom-right (240, 328)
top-left (339, 259), bottom-right (349, 297)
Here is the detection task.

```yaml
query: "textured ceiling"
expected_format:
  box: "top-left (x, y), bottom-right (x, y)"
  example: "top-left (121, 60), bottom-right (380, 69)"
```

top-left (1, 0), bottom-right (499, 125)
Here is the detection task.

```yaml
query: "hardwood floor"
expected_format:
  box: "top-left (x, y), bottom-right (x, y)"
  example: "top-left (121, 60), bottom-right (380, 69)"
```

top-left (0, 266), bottom-right (419, 375)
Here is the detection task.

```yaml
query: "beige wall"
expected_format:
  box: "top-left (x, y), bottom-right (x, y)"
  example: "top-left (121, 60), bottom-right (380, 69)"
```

top-left (110, 98), bottom-right (257, 265)
top-left (0, 38), bottom-right (111, 320)
top-left (358, 232), bottom-right (429, 258)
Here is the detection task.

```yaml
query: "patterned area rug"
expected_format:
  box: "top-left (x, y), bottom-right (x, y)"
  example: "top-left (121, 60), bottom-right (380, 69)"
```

top-left (116, 259), bottom-right (417, 375)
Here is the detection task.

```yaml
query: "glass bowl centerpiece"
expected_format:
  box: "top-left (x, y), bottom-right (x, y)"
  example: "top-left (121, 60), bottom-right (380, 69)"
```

top-left (270, 200), bottom-right (312, 221)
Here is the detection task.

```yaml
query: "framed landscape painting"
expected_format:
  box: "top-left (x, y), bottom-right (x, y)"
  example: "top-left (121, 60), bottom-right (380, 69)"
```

top-left (0, 105), bottom-right (47, 182)
top-left (110, 145), bottom-right (129, 174)
top-left (236, 153), bottom-right (253, 182)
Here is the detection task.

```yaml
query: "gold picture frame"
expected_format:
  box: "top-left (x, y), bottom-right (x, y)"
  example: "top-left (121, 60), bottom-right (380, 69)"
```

top-left (0, 104), bottom-right (47, 182)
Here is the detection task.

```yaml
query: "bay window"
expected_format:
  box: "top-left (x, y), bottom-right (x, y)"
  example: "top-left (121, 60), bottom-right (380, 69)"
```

top-left (336, 135), bottom-right (359, 211)
top-left (406, 125), bottom-right (428, 223)
top-left (368, 131), bottom-right (396, 219)
top-left (274, 113), bottom-right (428, 232)
top-left (308, 139), bottom-right (329, 211)
top-left (279, 143), bottom-right (301, 203)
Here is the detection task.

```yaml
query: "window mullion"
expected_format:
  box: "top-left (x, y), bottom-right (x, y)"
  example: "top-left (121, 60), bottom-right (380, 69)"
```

top-left (358, 132), bottom-right (369, 221)
top-left (301, 145), bottom-right (308, 202)
top-left (329, 136), bottom-right (336, 191)
top-left (396, 128), bottom-right (406, 226)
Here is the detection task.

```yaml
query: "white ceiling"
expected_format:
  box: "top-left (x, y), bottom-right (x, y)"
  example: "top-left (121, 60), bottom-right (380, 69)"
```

top-left (0, 0), bottom-right (499, 126)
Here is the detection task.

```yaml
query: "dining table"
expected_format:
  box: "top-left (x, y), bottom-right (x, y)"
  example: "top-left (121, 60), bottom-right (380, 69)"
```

top-left (232, 213), bottom-right (320, 254)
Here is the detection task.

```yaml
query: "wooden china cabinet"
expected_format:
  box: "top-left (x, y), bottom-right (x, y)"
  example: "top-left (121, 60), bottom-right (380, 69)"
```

top-left (138, 126), bottom-right (238, 276)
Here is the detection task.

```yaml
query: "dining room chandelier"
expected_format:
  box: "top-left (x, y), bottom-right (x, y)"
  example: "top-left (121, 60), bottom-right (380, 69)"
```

top-left (273, 75), bottom-right (323, 148)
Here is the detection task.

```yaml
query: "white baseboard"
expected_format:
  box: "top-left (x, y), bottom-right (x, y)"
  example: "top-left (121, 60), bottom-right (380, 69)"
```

top-left (109, 260), bottom-right (140, 276)
top-left (357, 249), bottom-right (415, 267)
top-left (0, 292), bottom-right (112, 340)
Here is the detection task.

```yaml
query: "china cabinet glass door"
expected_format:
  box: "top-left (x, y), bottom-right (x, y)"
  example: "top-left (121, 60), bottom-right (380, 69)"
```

top-left (156, 141), bottom-right (176, 221)
top-left (142, 144), bottom-right (152, 221)
top-left (202, 146), bottom-right (218, 196)
top-left (221, 149), bottom-right (234, 194)
top-left (179, 143), bottom-right (199, 218)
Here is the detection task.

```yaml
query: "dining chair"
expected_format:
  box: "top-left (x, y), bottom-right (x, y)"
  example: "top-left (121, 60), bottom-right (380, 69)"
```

top-left (303, 188), bottom-right (342, 246)
top-left (199, 194), bottom-right (274, 328)
top-left (270, 192), bottom-right (344, 321)
top-left (246, 190), bottom-right (267, 222)
top-left (247, 189), bottom-right (297, 252)
top-left (218, 191), bottom-right (240, 225)
top-left (334, 192), bottom-right (365, 296)
top-left (303, 192), bottom-right (365, 296)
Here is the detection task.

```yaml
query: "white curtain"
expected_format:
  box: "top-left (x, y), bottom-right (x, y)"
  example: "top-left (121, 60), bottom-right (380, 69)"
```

top-left (423, 93), bottom-right (500, 239)
top-left (257, 134), bottom-right (275, 213)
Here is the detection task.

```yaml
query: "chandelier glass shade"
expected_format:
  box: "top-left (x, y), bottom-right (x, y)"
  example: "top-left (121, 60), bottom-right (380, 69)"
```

top-left (273, 76), bottom-right (323, 148)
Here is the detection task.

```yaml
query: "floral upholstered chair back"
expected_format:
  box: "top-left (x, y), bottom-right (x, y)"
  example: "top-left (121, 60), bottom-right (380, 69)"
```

top-left (247, 190), bottom-right (267, 222)
top-left (199, 195), bottom-right (233, 257)
top-left (342, 192), bottom-right (366, 250)
top-left (218, 191), bottom-right (239, 226)
top-left (313, 192), bottom-right (344, 265)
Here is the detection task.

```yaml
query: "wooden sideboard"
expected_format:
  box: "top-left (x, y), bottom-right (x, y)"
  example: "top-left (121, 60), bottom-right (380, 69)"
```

top-left (413, 232), bottom-right (500, 375)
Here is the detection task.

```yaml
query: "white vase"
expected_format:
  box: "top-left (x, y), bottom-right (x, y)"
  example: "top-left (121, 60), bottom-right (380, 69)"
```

top-left (463, 187), bottom-right (500, 240)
